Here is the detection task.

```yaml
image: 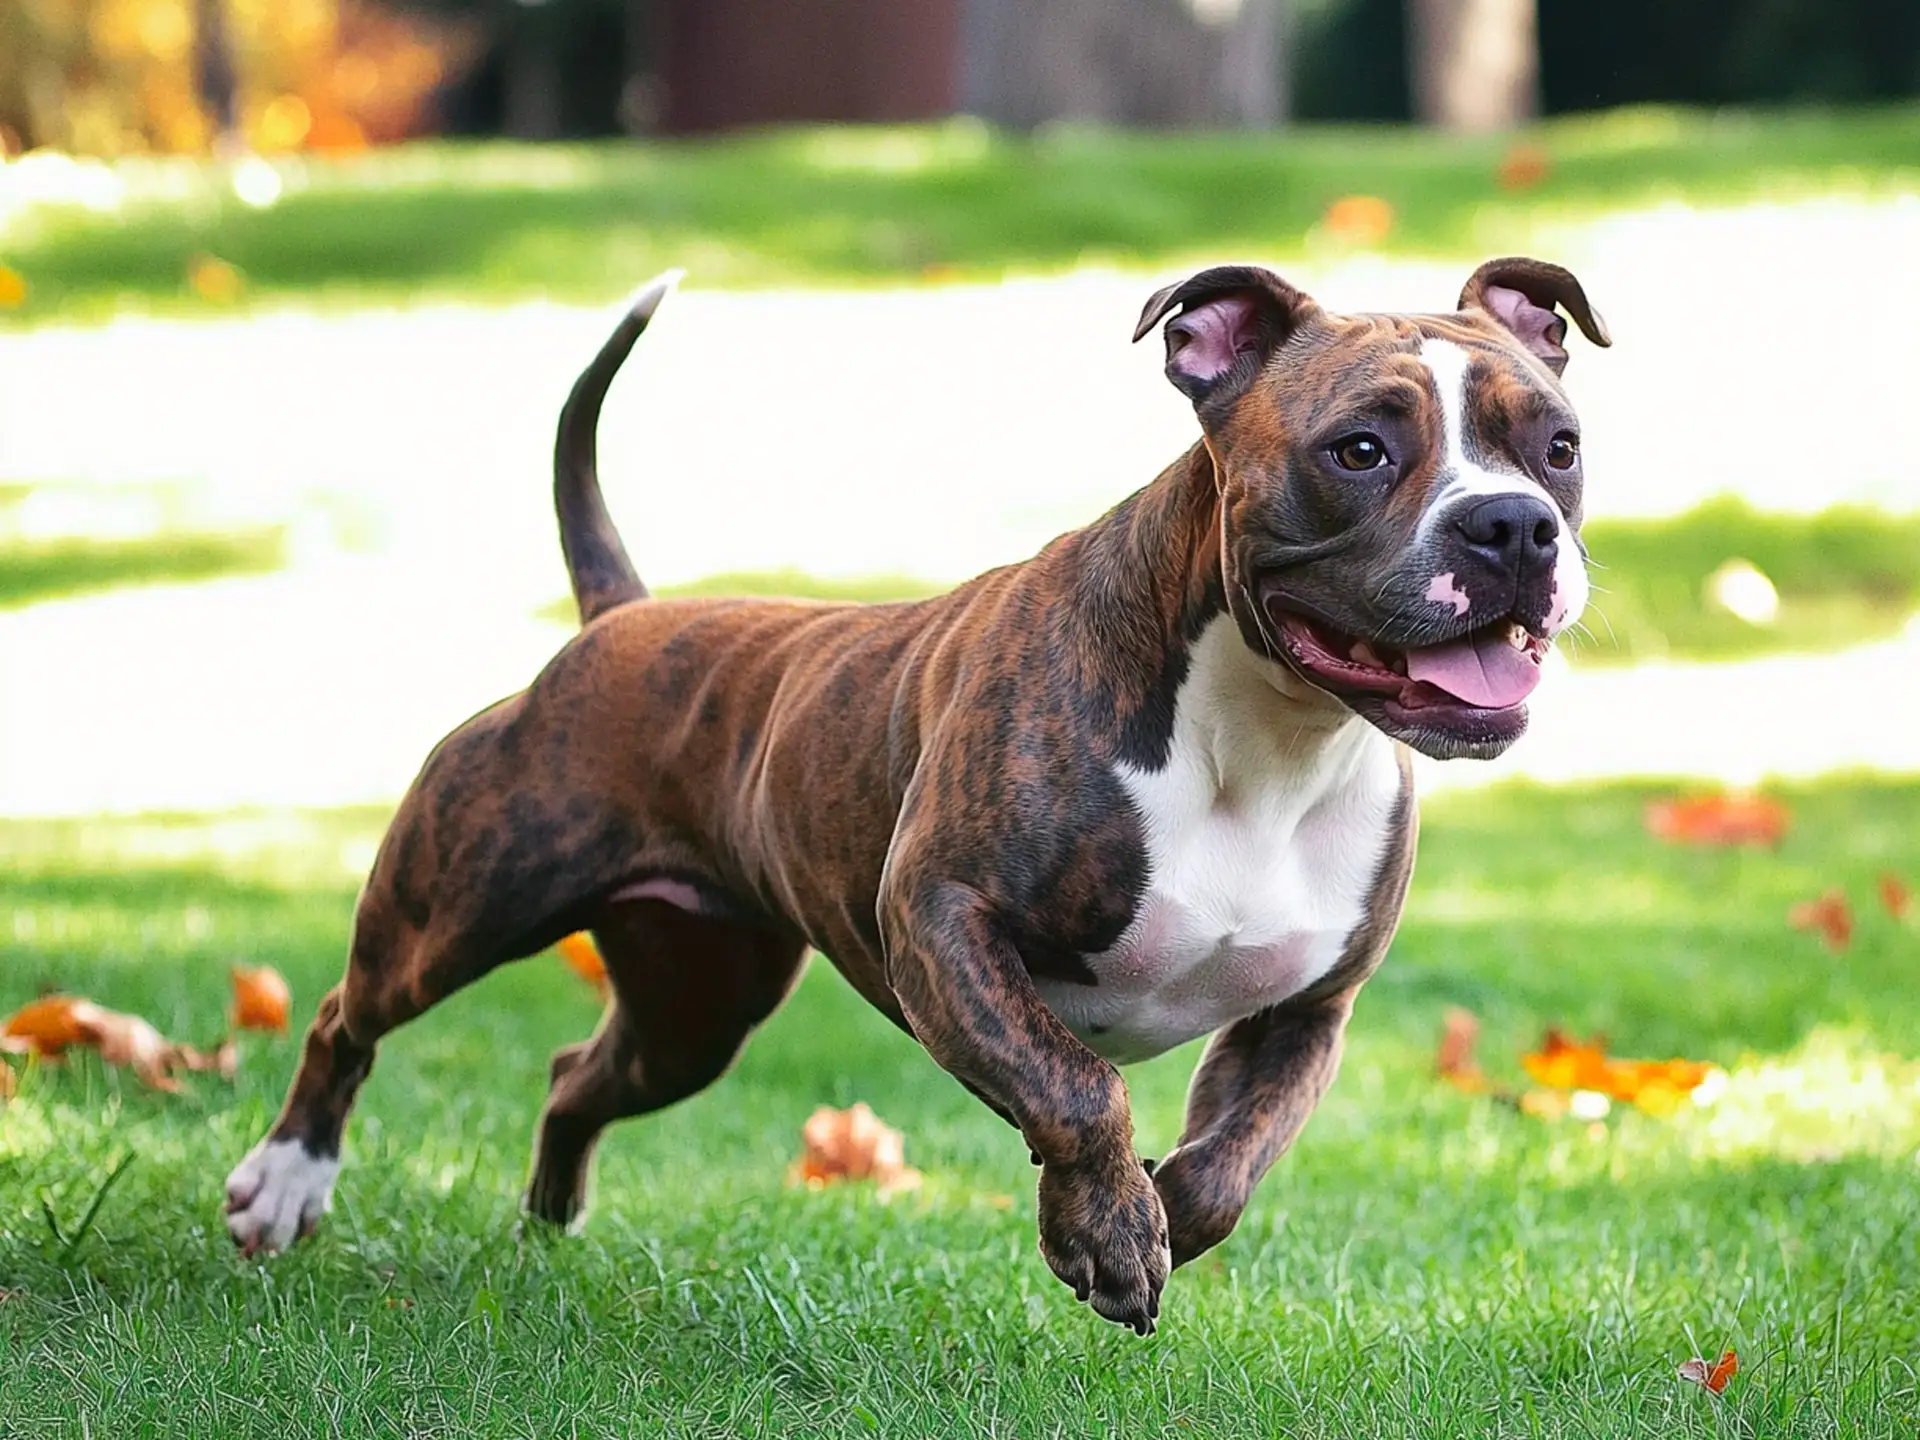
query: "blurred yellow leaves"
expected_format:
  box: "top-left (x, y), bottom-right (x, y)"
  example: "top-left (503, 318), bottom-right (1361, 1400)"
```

top-left (0, 0), bottom-right (472, 157)
top-left (187, 253), bottom-right (245, 303)
top-left (1320, 194), bottom-right (1395, 248)
top-left (0, 266), bottom-right (27, 309)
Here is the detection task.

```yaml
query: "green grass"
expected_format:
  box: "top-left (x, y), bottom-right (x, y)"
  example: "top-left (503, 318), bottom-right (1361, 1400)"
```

top-left (4, 778), bottom-right (1919, 1436)
top-left (6, 104), bottom-right (1920, 321)
top-left (537, 499), bottom-right (1920, 667)
top-left (1579, 499), bottom-right (1920, 664)
top-left (0, 528), bottom-right (286, 609)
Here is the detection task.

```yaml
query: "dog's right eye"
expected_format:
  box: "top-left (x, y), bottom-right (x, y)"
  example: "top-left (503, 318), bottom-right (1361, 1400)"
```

top-left (1330, 434), bottom-right (1390, 472)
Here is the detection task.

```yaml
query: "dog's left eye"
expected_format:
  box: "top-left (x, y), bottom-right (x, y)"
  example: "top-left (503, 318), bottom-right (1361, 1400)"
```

top-left (1330, 434), bottom-right (1390, 471)
top-left (1545, 432), bottom-right (1580, 470)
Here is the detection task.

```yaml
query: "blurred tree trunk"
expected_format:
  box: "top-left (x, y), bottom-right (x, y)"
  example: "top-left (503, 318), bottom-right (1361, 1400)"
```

top-left (501, 0), bottom-right (564, 139)
top-left (1406, 0), bottom-right (1537, 132)
top-left (961, 0), bottom-right (1291, 130)
top-left (192, 0), bottom-right (241, 153)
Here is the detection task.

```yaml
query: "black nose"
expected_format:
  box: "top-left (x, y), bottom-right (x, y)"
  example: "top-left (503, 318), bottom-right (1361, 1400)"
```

top-left (1457, 494), bottom-right (1558, 575)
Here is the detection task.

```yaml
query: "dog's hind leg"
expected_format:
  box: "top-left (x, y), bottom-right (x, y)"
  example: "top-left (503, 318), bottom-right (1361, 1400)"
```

top-left (224, 699), bottom-right (639, 1255)
top-left (525, 900), bottom-right (806, 1227)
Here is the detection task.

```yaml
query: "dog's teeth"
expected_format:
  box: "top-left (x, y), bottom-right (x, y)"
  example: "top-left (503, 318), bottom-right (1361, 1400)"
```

top-left (1350, 642), bottom-right (1385, 668)
top-left (1507, 623), bottom-right (1528, 650)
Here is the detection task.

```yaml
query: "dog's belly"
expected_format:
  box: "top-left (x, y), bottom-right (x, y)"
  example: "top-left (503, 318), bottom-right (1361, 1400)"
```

top-left (1039, 894), bottom-right (1344, 1064)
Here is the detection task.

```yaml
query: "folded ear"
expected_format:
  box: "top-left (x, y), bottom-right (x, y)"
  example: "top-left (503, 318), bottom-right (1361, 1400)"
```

top-left (1132, 265), bottom-right (1316, 407)
top-left (1458, 257), bottom-right (1612, 376)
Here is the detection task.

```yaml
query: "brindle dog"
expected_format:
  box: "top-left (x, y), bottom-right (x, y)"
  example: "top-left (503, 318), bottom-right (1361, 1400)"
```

top-left (225, 259), bottom-right (1608, 1334)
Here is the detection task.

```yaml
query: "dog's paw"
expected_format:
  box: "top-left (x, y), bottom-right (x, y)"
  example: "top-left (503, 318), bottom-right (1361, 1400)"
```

top-left (1036, 1155), bottom-right (1170, 1336)
top-left (224, 1137), bottom-right (338, 1256)
top-left (1150, 1141), bottom-right (1247, 1269)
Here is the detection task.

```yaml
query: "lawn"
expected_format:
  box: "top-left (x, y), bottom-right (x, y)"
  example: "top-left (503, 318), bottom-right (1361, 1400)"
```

top-left (0, 529), bottom-right (285, 610)
top-left (4, 103), bottom-right (1919, 320)
top-left (4, 779), bottom-right (1918, 1436)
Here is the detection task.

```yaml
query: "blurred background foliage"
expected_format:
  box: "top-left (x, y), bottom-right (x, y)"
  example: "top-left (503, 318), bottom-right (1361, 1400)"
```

top-left (3, 0), bottom-right (1916, 160)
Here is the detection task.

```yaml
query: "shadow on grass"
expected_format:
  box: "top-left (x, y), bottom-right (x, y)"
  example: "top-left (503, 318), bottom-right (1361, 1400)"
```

top-left (7, 104), bottom-right (1920, 319)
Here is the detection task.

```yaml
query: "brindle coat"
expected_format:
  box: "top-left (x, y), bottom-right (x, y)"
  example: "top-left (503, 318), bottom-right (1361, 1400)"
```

top-left (226, 259), bottom-right (1608, 1334)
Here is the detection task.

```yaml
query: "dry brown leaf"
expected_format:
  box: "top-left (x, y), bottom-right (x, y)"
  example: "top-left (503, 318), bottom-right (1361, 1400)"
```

top-left (1496, 140), bottom-right (1552, 191)
top-left (788, 1102), bottom-right (923, 1198)
top-left (1880, 872), bottom-right (1911, 922)
top-left (1677, 1349), bottom-right (1738, 1394)
top-left (556, 932), bottom-right (608, 991)
top-left (1644, 792), bottom-right (1789, 847)
top-left (181, 1037), bottom-right (240, 1081)
top-left (1788, 890), bottom-right (1853, 953)
top-left (231, 965), bottom-right (292, 1033)
top-left (1436, 1007), bottom-right (1489, 1092)
top-left (2, 995), bottom-right (95, 1055)
top-left (0, 1062), bottom-right (14, 1100)
top-left (2, 994), bottom-right (213, 1092)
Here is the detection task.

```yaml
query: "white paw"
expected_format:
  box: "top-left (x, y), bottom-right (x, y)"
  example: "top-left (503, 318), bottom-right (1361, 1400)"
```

top-left (224, 1137), bottom-right (340, 1255)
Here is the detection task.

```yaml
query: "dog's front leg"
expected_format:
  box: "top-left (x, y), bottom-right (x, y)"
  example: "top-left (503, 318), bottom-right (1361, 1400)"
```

top-left (881, 877), bottom-right (1169, 1334)
top-left (1151, 988), bottom-right (1357, 1268)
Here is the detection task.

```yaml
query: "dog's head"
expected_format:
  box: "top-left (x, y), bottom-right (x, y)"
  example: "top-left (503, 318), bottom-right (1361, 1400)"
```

top-left (1134, 257), bottom-right (1611, 760)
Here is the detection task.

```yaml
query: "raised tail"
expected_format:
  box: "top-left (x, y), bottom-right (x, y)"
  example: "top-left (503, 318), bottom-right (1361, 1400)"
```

top-left (553, 269), bottom-right (683, 625)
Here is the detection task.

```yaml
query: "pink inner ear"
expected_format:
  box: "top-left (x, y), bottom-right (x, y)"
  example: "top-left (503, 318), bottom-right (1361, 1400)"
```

top-left (1167, 293), bottom-right (1260, 381)
top-left (1484, 284), bottom-right (1568, 364)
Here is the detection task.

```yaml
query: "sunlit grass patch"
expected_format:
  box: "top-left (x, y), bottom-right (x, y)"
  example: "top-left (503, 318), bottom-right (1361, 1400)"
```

top-left (1577, 497), bottom-right (1920, 665)
top-left (0, 529), bottom-right (287, 609)
top-left (2, 777), bottom-right (1917, 1433)
top-left (0, 480), bottom-right (286, 608)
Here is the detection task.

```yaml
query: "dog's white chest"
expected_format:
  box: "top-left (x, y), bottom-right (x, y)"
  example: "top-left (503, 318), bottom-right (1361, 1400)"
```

top-left (1038, 618), bottom-right (1404, 1064)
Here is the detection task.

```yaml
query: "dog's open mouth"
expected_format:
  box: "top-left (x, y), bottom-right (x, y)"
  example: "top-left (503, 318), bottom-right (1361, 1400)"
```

top-left (1273, 612), bottom-right (1550, 716)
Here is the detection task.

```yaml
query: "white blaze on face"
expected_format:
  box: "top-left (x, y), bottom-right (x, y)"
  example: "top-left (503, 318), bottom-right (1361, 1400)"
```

top-left (1416, 339), bottom-right (1588, 635)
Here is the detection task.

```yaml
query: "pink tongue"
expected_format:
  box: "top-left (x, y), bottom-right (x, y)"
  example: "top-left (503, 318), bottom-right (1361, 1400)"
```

top-left (1404, 631), bottom-right (1542, 708)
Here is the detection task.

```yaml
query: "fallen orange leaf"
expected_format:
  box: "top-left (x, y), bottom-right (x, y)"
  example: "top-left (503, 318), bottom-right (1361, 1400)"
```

top-left (1322, 194), bottom-right (1394, 246)
top-left (1788, 890), bottom-right (1853, 952)
top-left (181, 1037), bottom-right (240, 1080)
top-left (1645, 792), bottom-right (1789, 847)
top-left (1880, 872), bottom-right (1911, 922)
top-left (788, 1102), bottom-right (922, 1198)
top-left (231, 965), bottom-right (292, 1033)
top-left (1, 995), bottom-right (95, 1055)
top-left (1521, 1029), bottom-right (1718, 1113)
top-left (1677, 1349), bottom-right (1738, 1394)
top-left (1496, 140), bottom-right (1552, 191)
top-left (2, 995), bottom-right (232, 1092)
top-left (188, 254), bottom-right (246, 305)
top-left (1521, 1028), bottom-right (1614, 1092)
top-left (556, 932), bottom-right (608, 990)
